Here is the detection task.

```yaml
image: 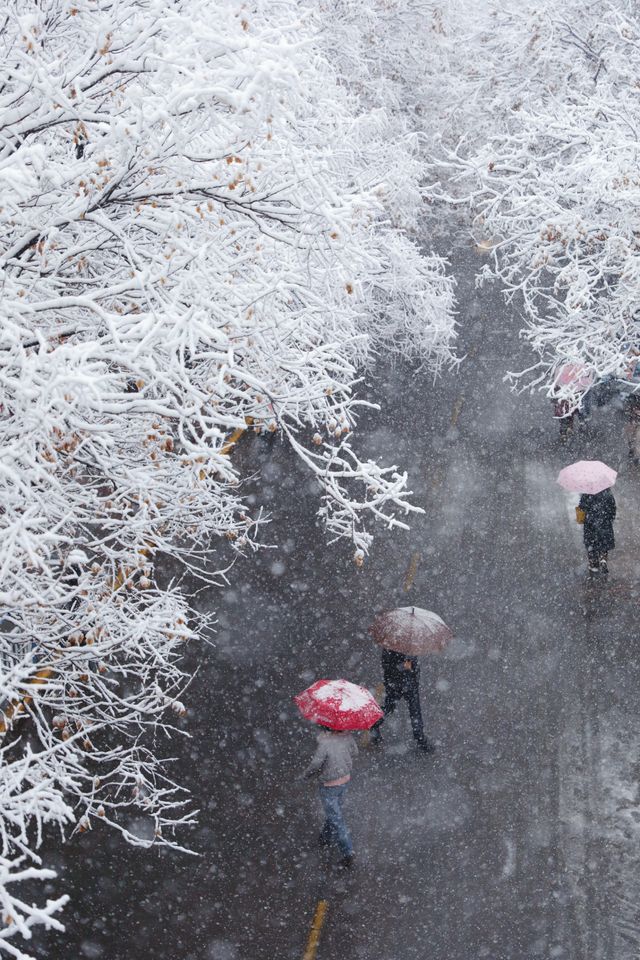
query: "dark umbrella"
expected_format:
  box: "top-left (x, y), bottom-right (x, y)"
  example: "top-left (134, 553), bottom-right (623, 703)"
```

top-left (369, 606), bottom-right (454, 656)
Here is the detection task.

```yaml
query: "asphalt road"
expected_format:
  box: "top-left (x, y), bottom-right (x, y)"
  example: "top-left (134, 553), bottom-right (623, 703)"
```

top-left (37, 244), bottom-right (640, 960)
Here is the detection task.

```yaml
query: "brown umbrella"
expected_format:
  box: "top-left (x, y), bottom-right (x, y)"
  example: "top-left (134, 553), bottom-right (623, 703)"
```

top-left (369, 606), bottom-right (454, 656)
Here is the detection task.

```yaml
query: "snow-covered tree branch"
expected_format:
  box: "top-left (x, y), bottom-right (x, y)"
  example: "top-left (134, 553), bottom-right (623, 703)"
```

top-left (432, 0), bottom-right (640, 397)
top-left (0, 0), bottom-right (456, 952)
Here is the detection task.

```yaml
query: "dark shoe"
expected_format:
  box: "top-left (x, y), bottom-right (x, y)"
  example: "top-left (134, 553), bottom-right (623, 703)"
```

top-left (417, 739), bottom-right (436, 754)
top-left (600, 560), bottom-right (609, 576)
top-left (338, 854), bottom-right (355, 869)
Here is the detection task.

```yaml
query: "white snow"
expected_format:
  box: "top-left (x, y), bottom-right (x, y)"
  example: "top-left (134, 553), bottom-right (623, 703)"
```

top-left (313, 680), bottom-right (374, 711)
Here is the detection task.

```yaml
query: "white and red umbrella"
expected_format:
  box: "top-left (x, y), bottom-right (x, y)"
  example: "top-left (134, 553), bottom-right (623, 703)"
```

top-left (554, 363), bottom-right (594, 391)
top-left (294, 679), bottom-right (382, 731)
top-left (369, 606), bottom-right (454, 656)
top-left (557, 460), bottom-right (617, 495)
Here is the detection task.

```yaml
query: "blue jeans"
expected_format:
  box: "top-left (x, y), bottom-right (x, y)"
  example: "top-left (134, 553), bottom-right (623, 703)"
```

top-left (319, 784), bottom-right (353, 856)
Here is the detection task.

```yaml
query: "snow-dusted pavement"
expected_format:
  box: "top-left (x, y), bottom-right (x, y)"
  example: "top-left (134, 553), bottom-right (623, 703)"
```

top-left (38, 247), bottom-right (640, 960)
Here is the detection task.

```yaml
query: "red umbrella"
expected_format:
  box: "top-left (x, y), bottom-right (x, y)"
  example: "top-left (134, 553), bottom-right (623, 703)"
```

top-left (554, 363), bottom-right (594, 391)
top-left (370, 606), bottom-right (454, 655)
top-left (294, 679), bottom-right (383, 731)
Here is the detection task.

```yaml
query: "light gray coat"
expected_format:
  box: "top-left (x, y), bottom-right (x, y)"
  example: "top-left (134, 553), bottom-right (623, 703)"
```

top-left (304, 730), bottom-right (358, 784)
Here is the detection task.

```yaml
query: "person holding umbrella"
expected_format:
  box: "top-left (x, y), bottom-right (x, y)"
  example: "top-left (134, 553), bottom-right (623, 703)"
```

top-left (368, 607), bottom-right (454, 753)
top-left (622, 392), bottom-right (640, 466)
top-left (551, 363), bottom-right (594, 443)
top-left (579, 488), bottom-right (617, 575)
top-left (557, 460), bottom-right (617, 575)
top-left (295, 679), bottom-right (382, 868)
top-left (371, 649), bottom-right (432, 751)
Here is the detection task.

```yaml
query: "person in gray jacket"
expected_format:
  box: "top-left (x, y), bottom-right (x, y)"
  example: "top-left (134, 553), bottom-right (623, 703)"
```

top-left (304, 727), bottom-right (358, 867)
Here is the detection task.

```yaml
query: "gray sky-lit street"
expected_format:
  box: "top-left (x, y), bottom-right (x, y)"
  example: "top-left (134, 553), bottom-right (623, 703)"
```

top-left (37, 245), bottom-right (640, 960)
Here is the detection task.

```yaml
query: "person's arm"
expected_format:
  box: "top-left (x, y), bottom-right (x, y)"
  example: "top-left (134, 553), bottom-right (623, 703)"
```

top-left (303, 742), bottom-right (327, 779)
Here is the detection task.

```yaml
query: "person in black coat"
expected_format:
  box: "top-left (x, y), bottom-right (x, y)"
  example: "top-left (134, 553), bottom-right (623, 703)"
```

top-left (579, 487), bottom-right (616, 575)
top-left (623, 393), bottom-right (640, 465)
top-left (370, 648), bottom-right (434, 753)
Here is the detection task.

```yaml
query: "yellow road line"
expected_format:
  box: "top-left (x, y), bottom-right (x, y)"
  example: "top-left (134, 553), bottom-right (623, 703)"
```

top-left (221, 415), bottom-right (254, 456)
top-left (221, 425), bottom-right (246, 456)
top-left (302, 900), bottom-right (328, 960)
top-left (475, 238), bottom-right (495, 254)
top-left (451, 396), bottom-right (464, 427)
top-left (403, 551), bottom-right (420, 592)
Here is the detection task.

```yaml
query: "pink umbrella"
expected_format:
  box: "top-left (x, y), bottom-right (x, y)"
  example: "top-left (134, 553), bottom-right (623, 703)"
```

top-left (369, 606), bottom-right (454, 656)
top-left (557, 460), bottom-right (617, 494)
top-left (294, 679), bottom-right (383, 731)
top-left (555, 363), bottom-right (594, 391)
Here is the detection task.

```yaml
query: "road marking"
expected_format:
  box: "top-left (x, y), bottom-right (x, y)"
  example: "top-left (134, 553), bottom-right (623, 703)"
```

top-left (475, 238), bottom-right (496, 254)
top-left (403, 552), bottom-right (420, 591)
top-left (501, 836), bottom-right (516, 879)
top-left (451, 396), bottom-right (464, 427)
top-left (429, 463), bottom-right (446, 490)
top-left (302, 900), bottom-right (328, 960)
top-left (221, 425), bottom-right (246, 456)
top-left (221, 415), bottom-right (255, 457)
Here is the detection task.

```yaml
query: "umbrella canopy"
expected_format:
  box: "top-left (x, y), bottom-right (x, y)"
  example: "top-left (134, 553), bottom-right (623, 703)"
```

top-left (554, 363), bottom-right (594, 391)
top-left (294, 679), bottom-right (383, 731)
top-left (369, 606), bottom-right (454, 656)
top-left (557, 460), bottom-right (617, 495)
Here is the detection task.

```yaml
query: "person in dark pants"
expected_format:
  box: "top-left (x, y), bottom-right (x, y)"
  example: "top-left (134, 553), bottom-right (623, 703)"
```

top-left (579, 487), bottom-right (616, 575)
top-left (371, 648), bottom-right (434, 752)
top-left (623, 394), bottom-right (640, 465)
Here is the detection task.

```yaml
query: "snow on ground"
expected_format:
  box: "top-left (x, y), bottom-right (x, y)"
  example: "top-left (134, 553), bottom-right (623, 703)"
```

top-left (559, 703), bottom-right (640, 959)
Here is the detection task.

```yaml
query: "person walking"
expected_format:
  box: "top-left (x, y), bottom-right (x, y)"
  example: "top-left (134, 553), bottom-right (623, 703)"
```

top-left (623, 393), bottom-right (640, 465)
top-left (552, 396), bottom-right (577, 443)
top-left (370, 648), bottom-right (435, 753)
top-left (304, 726), bottom-right (357, 868)
top-left (578, 487), bottom-right (617, 575)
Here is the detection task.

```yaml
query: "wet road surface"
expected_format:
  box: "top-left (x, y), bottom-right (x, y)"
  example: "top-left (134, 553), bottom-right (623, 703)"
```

top-left (37, 246), bottom-right (640, 960)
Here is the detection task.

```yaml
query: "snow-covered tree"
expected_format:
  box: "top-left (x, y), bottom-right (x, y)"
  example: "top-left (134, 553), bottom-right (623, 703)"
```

top-left (0, 0), bottom-right (456, 952)
top-left (436, 0), bottom-right (640, 396)
top-left (321, 0), bottom-right (491, 250)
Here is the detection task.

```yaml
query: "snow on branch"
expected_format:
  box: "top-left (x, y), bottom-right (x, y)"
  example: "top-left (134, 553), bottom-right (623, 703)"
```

top-left (432, 0), bottom-right (640, 398)
top-left (0, 0), bottom-right (456, 952)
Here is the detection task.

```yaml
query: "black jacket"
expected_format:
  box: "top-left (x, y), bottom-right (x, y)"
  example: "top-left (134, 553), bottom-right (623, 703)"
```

top-left (579, 489), bottom-right (616, 552)
top-left (381, 648), bottom-right (420, 694)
